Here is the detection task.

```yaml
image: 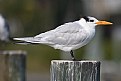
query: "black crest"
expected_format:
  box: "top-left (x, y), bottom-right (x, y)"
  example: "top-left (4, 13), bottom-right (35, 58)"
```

top-left (83, 16), bottom-right (89, 22)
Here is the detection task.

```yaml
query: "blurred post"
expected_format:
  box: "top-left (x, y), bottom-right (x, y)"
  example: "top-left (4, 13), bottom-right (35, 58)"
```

top-left (60, 51), bottom-right (72, 60)
top-left (0, 50), bottom-right (26, 81)
top-left (50, 60), bottom-right (100, 81)
top-left (112, 26), bottom-right (121, 61)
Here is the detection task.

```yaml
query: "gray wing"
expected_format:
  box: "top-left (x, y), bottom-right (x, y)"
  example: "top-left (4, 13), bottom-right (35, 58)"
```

top-left (34, 21), bottom-right (89, 45)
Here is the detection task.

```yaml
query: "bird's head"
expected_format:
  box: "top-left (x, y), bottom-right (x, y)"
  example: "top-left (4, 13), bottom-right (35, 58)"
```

top-left (80, 16), bottom-right (112, 28)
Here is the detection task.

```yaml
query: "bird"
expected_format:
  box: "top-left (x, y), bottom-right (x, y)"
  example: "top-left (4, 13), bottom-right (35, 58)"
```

top-left (0, 14), bottom-right (10, 42)
top-left (13, 16), bottom-right (112, 60)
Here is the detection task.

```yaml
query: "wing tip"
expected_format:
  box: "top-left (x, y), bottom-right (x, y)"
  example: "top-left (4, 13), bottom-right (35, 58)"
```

top-left (13, 38), bottom-right (19, 40)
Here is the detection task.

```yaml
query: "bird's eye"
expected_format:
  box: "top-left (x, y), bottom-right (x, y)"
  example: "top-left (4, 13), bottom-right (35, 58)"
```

top-left (90, 20), bottom-right (94, 22)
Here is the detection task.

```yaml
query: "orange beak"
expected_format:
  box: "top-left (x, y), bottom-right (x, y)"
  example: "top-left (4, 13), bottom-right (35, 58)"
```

top-left (96, 21), bottom-right (113, 25)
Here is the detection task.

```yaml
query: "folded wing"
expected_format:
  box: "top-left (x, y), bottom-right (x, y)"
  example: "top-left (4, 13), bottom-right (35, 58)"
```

top-left (14, 21), bottom-right (89, 45)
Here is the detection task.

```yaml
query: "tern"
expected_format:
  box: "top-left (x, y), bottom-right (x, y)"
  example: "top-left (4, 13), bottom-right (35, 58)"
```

top-left (14, 16), bottom-right (112, 60)
top-left (0, 14), bottom-right (10, 42)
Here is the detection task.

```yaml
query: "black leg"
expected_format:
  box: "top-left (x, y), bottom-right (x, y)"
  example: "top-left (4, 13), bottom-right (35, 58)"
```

top-left (70, 50), bottom-right (76, 61)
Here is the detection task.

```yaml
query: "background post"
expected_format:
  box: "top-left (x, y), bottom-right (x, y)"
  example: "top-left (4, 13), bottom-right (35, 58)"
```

top-left (50, 60), bottom-right (100, 81)
top-left (0, 50), bottom-right (26, 81)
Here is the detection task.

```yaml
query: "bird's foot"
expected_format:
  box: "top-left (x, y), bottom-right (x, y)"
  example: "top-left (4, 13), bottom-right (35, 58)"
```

top-left (72, 58), bottom-right (76, 61)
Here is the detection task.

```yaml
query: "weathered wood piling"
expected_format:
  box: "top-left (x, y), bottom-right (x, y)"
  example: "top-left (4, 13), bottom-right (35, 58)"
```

top-left (0, 50), bottom-right (26, 81)
top-left (50, 60), bottom-right (100, 81)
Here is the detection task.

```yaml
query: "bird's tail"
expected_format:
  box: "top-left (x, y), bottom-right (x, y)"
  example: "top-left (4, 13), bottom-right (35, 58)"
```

top-left (13, 37), bottom-right (39, 45)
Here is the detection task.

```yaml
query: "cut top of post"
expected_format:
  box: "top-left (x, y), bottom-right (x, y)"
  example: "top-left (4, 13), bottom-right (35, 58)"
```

top-left (0, 50), bottom-right (27, 55)
top-left (51, 60), bottom-right (98, 63)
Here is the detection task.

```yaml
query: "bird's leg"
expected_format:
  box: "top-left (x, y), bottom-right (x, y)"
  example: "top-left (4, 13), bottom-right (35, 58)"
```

top-left (70, 50), bottom-right (76, 61)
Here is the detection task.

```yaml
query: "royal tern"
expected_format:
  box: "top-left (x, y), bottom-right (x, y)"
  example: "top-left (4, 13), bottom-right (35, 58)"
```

top-left (0, 14), bottom-right (10, 42)
top-left (14, 16), bottom-right (112, 60)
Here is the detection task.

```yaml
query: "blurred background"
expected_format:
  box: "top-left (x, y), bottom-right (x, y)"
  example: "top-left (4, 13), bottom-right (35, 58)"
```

top-left (0, 0), bottom-right (121, 81)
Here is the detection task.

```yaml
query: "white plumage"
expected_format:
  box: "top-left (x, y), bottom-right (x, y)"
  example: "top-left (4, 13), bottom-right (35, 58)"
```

top-left (14, 16), bottom-right (112, 60)
top-left (0, 14), bottom-right (10, 42)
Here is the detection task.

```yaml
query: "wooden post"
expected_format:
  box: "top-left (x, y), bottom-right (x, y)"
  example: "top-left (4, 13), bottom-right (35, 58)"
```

top-left (50, 60), bottom-right (100, 81)
top-left (0, 50), bottom-right (26, 81)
